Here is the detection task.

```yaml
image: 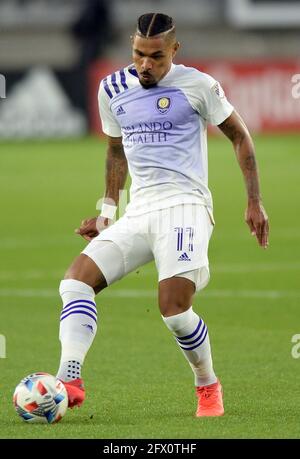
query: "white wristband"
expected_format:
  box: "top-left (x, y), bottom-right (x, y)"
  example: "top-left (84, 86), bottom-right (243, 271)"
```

top-left (100, 203), bottom-right (117, 219)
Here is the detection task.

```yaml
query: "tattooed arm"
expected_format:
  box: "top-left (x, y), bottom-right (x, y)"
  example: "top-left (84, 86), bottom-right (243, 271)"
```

top-left (218, 110), bottom-right (269, 248)
top-left (104, 136), bottom-right (128, 205)
top-left (75, 136), bottom-right (128, 241)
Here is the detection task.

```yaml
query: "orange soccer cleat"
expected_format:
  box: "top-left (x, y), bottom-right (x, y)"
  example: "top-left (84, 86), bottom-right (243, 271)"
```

top-left (195, 379), bottom-right (224, 417)
top-left (62, 378), bottom-right (85, 409)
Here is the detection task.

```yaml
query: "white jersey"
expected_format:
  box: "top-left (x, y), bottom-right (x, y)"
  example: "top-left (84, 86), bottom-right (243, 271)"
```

top-left (98, 63), bottom-right (234, 217)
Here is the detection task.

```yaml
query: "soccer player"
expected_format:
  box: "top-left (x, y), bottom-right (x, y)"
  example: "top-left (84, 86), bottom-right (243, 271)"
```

top-left (56, 13), bottom-right (269, 417)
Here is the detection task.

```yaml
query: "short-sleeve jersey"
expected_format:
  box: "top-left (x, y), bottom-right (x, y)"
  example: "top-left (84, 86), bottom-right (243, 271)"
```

top-left (98, 63), bottom-right (233, 216)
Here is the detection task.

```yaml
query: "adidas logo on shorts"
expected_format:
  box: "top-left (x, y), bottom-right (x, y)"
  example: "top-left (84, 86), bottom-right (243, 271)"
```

top-left (178, 252), bottom-right (191, 261)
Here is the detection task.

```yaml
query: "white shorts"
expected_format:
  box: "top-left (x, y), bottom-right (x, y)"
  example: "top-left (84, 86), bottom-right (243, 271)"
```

top-left (82, 204), bottom-right (214, 291)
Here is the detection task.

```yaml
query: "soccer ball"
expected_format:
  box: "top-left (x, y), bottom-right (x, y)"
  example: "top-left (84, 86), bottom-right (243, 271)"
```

top-left (13, 372), bottom-right (68, 423)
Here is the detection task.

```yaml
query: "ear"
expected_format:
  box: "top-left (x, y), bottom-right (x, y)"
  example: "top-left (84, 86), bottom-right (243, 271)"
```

top-left (172, 41), bottom-right (180, 57)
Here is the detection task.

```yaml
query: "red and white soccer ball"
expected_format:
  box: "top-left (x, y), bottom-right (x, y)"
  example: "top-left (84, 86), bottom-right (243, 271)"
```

top-left (13, 372), bottom-right (68, 423)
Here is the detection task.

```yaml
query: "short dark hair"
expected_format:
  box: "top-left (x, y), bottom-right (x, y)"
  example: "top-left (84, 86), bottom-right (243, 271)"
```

top-left (137, 13), bottom-right (175, 38)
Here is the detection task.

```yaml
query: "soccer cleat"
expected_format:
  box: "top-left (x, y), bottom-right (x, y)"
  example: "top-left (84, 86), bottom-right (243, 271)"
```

top-left (62, 378), bottom-right (85, 409)
top-left (195, 379), bottom-right (224, 417)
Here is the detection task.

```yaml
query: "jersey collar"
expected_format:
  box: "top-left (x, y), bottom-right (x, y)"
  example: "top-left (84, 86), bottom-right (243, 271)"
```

top-left (159, 63), bottom-right (176, 84)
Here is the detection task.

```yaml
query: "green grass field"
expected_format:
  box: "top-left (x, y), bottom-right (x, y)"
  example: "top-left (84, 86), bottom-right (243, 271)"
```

top-left (0, 134), bottom-right (299, 439)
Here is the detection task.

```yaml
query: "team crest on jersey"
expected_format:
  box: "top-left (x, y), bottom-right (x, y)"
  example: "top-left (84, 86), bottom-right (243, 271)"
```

top-left (156, 97), bottom-right (171, 114)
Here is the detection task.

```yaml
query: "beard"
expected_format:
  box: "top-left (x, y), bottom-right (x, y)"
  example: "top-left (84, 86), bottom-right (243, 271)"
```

top-left (138, 76), bottom-right (158, 89)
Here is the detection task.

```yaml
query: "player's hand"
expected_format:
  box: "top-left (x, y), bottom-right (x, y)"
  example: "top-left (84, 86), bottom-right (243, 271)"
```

top-left (245, 200), bottom-right (269, 249)
top-left (75, 216), bottom-right (111, 242)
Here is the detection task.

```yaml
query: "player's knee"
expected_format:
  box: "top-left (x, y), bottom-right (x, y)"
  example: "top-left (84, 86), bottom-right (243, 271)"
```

top-left (63, 254), bottom-right (107, 293)
top-left (159, 279), bottom-right (194, 317)
top-left (159, 291), bottom-right (191, 317)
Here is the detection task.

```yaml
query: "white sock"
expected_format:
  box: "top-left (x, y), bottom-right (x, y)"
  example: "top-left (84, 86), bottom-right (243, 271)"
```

top-left (163, 306), bottom-right (217, 387)
top-left (57, 279), bottom-right (97, 382)
top-left (57, 360), bottom-right (82, 383)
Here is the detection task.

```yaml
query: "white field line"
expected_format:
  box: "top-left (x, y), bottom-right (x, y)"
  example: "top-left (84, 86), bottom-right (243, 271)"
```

top-left (211, 262), bottom-right (300, 273)
top-left (0, 288), bottom-right (299, 300)
top-left (0, 262), bottom-right (300, 281)
top-left (0, 270), bottom-right (64, 281)
top-left (0, 236), bottom-right (78, 249)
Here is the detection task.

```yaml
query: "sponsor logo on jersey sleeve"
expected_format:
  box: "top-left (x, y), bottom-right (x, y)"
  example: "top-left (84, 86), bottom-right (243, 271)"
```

top-left (211, 82), bottom-right (225, 98)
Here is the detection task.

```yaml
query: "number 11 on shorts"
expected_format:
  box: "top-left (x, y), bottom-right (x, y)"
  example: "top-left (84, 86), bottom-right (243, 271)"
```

top-left (174, 227), bottom-right (194, 253)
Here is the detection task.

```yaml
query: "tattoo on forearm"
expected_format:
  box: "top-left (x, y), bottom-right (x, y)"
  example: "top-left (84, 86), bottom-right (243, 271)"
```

top-left (219, 114), bottom-right (261, 201)
top-left (218, 119), bottom-right (245, 143)
top-left (110, 142), bottom-right (124, 156)
top-left (245, 154), bottom-right (257, 171)
top-left (247, 176), bottom-right (260, 200)
top-left (105, 142), bottom-right (128, 203)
